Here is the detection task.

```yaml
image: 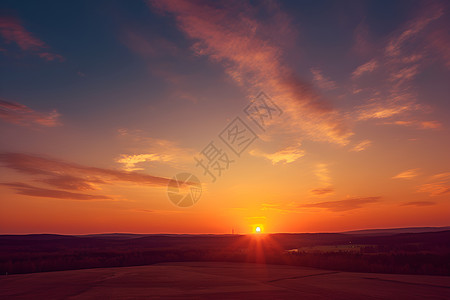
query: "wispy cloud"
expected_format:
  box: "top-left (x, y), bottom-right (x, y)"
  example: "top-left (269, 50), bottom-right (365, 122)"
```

top-left (392, 169), bottom-right (420, 180)
top-left (1, 182), bottom-right (112, 201)
top-left (352, 3), bottom-right (445, 128)
top-left (150, 0), bottom-right (352, 145)
top-left (299, 196), bottom-right (380, 212)
top-left (0, 98), bottom-right (61, 127)
top-left (310, 187), bottom-right (334, 196)
top-left (384, 5), bottom-right (443, 57)
top-left (310, 163), bottom-right (334, 197)
top-left (417, 172), bottom-right (450, 196)
top-left (383, 120), bottom-right (442, 130)
top-left (310, 68), bottom-right (336, 90)
top-left (249, 144), bottom-right (305, 164)
top-left (350, 140), bottom-right (372, 152)
top-left (315, 163), bottom-right (331, 185)
top-left (401, 201), bottom-right (436, 207)
top-left (352, 20), bottom-right (372, 56)
top-left (351, 59), bottom-right (378, 79)
top-left (0, 16), bottom-right (63, 61)
top-left (0, 152), bottom-right (171, 200)
top-left (428, 26), bottom-right (450, 69)
top-left (116, 129), bottom-right (194, 171)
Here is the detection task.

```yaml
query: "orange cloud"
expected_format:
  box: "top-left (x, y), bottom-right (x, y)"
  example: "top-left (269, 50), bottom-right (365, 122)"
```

top-left (428, 26), bottom-right (450, 69)
top-left (392, 169), bottom-right (420, 180)
top-left (417, 172), bottom-right (450, 196)
top-left (351, 59), bottom-right (378, 79)
top-left (384, 4), bottom-right (443, 57)
top-left (0, 98), bottom-right (61, 127)
top-left (383, 120), bottom-right (442, 130)
top-left (150, 0), bottom-right (352, 145)
top-left (116, 129), bottom-right (195, 171)
top-left (0, 16), bottom-right (63, 61)
top-left (401, 201), bottom-right (436, 207)
top-left (310, 187), bottom-right (334, 196)
top-left (249, 145), bottom-right (305, 164)
top-left (310, 68), bottom-right (336, 90)
top-left (0, 153), bottom-right (171, 200)
top-left (1, 182), bottom-right (112, 201)
top-left (350, 140), bottom-right (372, 152)
top-left (299, 196), bottom-right (380, 212)
top-left (352, 3), bottom-right (445, 128)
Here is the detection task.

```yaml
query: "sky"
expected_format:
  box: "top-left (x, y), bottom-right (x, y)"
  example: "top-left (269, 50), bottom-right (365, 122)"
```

top-left (0, 0), bottom-right (449, 234)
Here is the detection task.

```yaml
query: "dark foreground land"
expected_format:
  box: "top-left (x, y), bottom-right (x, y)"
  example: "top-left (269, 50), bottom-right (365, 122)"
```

top-left (1, 262), bottom-right (450, 299)
top-left (1, 229), bottom-right (450, 276)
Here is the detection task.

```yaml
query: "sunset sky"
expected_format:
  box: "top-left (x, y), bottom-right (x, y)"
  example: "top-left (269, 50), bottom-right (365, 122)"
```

top-left (1, 0), bottom-right (449, 234)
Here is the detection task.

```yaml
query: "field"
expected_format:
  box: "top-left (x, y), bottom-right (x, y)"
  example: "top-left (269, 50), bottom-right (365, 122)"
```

top-left (2, 262), bottom-right (450, 299)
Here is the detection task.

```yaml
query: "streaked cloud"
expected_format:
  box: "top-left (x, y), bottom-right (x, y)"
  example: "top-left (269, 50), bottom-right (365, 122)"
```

top-left (384, 5), bottom-right (443, 57)
top-left (249, 145), bottom-right (305, 164)
top-left (150, 0), bottom-right (353, 145)
top-left (428, 26), bottom-right (450, 69)
top-left (0, 152), bottom-right (171, 200)
top-left (0, 98), bottom-right (61, 127)
top-left (350, 140), bottom-right (372, 152)
top-left (401, 201), bottom-right (436, 207)
top-left (392, 169), bottom-right (420, 180)
top-left (352, 20), bottom-right (372, 56)
top-left (383, 120), bottom-right (442, 130)
top-left (315, 163), bottom-right (331, 185)
top-left (310, 187), bottom-right (334, 196)
top-left (352, 3), bottom-right (445, 129)
top-left (0, 16), bottom-right (63, 61)
top-left (351, 59), bottom-right (378, 79)
top-left (310, 68), bottom-right (336, 90)
top-left (116, 129), bottom-right (195, 170)
top-left (417, 172), bottom-right (450, 196)
top-left (1, 182), bottom-right (112, 201)
top-left (310, 163), bottom-right (334, 197)
top-left (299, 196), bottom-right (380, 212)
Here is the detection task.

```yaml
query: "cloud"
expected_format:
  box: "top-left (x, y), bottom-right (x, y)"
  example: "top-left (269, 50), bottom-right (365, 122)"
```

top-left (1, 182), bottom-right (112, 200)
top-left (417, 172), bottom-right (450, 196)
top-left (352, 3), bottom-right (445, 127)
top-left (392, 169), bottom-right (420, 179)
top-left (350, 140), bottom-right (372, 152)
top-left (310, 187), bottom-right (334, 196)
top-left (428, 26), bottom-right (450, 69)
top-left (249, 144), bottom-right (305, 164)
top-left (0, 16), bottom-right (63, 61)
top-left (351, 59), bottom-right (378, 79)
top-left (352, 20), bottom-right (372, 56)
top-left (384, 5), bottom-right (443, 57)
top-left (0, 152), bottom-right (171, 200)
top-left (150, 0), bottom-right (352, 145)
top-left (310, 68), bottom-right (336, 90)
top-left (356, 96), bottom-right (422, 121)
top-left (117, 153), bottom-right (174, 171)
top-left (401, 201), bottom-right (436, 207)
top-left (382, 120), bottom-right (442, 129)
top-left (116, 129), bottom-right (195, 170)
top-left (299, 196), bottom-right (380, 212)
top-left (310, 163), bottom-right (334, 197)
top-left (0, 98), bottom-right (61, 127)
top-left (315, 163), bottom-right (331, 185)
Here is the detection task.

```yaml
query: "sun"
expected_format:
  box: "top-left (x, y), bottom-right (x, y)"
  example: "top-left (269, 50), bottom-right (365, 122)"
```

top-left (255, 226), bottom-right (261, 233)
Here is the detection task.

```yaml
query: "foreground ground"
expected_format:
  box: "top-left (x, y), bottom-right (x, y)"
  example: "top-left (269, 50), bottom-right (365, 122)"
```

top-left (1, 262), bottom-right (449, 299)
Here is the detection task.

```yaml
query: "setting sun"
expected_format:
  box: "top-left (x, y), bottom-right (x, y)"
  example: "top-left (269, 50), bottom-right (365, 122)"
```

top-left (255, 226), bottom-right (261, 233)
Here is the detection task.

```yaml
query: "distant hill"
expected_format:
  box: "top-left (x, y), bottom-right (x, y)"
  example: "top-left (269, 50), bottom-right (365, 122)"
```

top-left (343, 226), bottom-right (450, 236)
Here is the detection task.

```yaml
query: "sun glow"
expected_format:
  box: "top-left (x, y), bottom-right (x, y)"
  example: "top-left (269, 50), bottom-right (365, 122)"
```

top-left (255, 226), bottom-right (261, 233)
